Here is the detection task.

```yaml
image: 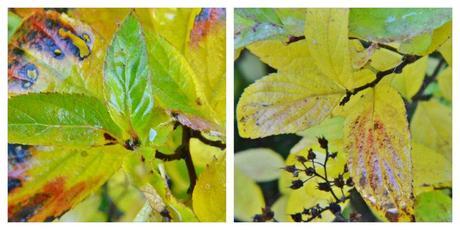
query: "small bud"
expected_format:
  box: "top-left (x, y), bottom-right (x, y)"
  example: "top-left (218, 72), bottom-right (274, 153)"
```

top-left (334, 175), bottom-right (345, 188)
top-left (305, 167), bottom-right (315, 176)
top-left (310, 207), bottom-right (319, 216)
top-left (291, 213), bottom-right (303, 222)
top-left (346, 178), bottom-right (355, 187)
top-left (317, 182), bottom-right (331, 192)
top-left (290, 179), bottom-right (304, 190)
top-left (284, 165), bottom-right (297, 173)
top-left (307, 149), bottom-right (316, 160)
top-left (329, 203), bottom-right (341, 214)
top-left (296, 155), bottom-right (307, 163)
top-left (253, 214), bottom-right (264, 222)
top-left (302, 208), bottom-right (310, 215)
top-left (317, 137), bottom-right (328, 149)
top-left (330, 152), bottom-right (338, 159)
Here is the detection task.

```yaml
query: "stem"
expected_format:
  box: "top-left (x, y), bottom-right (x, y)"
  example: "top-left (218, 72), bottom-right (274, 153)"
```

top-left (154, 125), bottom-right (198, 193)
top-left (340, 54), bottom-right (421, 106)
top-left (190, 130), bottom-right (226, 150)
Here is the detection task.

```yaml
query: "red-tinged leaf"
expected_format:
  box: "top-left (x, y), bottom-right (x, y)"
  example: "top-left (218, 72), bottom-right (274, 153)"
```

top-left (8, 144), bottom-right (128, 222)
top-left (344, 84), bottom-right (414, 222)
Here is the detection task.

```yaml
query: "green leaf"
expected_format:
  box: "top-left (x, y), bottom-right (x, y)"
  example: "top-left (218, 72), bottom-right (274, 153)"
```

top-left (349, 9), bottom-right (452, 43)
top-left (192, 154), bottom-right (226, 222)
top-left (104, 14), bottom-right (154, 142)
top-left (415, 190), bottom-right (451, 222)
top-left (235, 148), bottom-right (284, 182)
top-left (8, 12), bottom-right (22, 41)
top-left (438, 67), bottom-right (452, 101)
top-left (234, 168), bottom-right (265, 221)
top-left (8, 93), bottom-right (122, 146)
top-left (8, 145), bottom-right (129, 221)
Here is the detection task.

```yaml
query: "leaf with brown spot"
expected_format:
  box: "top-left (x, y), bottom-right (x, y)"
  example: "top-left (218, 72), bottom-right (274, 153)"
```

top-left (8, 145), bottom-right (128, 222)
top-left (344, 84), bottom-right (413, 222)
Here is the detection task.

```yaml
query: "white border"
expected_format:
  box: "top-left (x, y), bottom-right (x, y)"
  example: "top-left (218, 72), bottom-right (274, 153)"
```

top-left (1, 0), bottom-right (459, 229)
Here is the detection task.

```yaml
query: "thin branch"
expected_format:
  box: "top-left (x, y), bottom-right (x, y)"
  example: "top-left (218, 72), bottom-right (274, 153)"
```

top-left (190, 130), bottom-right (226, 150)
top-left (340, 54), bottom-right (421, 106)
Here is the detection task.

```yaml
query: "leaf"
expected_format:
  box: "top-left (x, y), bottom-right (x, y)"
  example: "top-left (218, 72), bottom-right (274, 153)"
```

top-left (8, 93), bottom-right (122, 147)
top-left (237, 72), bottom-right (345, 138)
top-left (415, 190), bottom-right (451, 222)
top-left (411, 100), bottom-right (452, 161)
top-left (349, 8), bottom-right (452, 43)
top-left (369, 48), bottom-right (402, 72)
top-left (305, 9), bottom-right (353, 89)
top-left (412, 143), bottom-right (451, 195)
top-left (438, 38), bottom-right (452, 65)
top-left (8, 144), bottom-right (128, 221)
top-left (235, 148), bottom-right (284, 182)
top-left (271, 196), bottom-right (289, 222)
top-left (104, 13), bottom-right (154, 142)
top-left (297, 116), bottom-right (344, 140)
top-left (192, 154), bottom-right (226, 222)
top-left (8, 12), bottom-right (22, 41)
top-left (399, 20), bottom-right (451, 55)
top-left (247, 39), bottom-right (312, 72)
top-left (149, 8), bottom-right (200, 53)
top-left (8, 10), bottom-right (96, 96)
top-left (438, 66), bottom-right (452, 101)
top-left (185, 8), bottom-right (226, 131)
top-left (145, 32), bottom-right (220, 134)
top-left (234, 168), bottom-right (265, 221)
top-left (344, 84), bottom-right (413, 222)
top-left (390, 56), bottom-right (428, 100)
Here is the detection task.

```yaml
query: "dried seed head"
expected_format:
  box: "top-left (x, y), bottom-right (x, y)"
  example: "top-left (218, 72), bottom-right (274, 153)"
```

top-left (317, 137), bottom-right (328, 149)
top-left (307, 148), bottom-right (316, 160)
top-left (290, 179), bottom-right (304, 190)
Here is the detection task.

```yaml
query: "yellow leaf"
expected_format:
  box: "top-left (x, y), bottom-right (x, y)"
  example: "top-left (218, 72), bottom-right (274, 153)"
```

top-left (369, 47), bottom-right (402, 71)
top-left (271, 196), bottom-right (289, 222)
top-left (391, 56), bottom-right (428, 100)
top-left (438, 38), bottom-right (452, 65)
top-left (247, 39), bottom-right (313, 73)
top-left (234, 168), bottom-right (264, 221)
top-left (192, 154), bottom-right (226, 222)
top-left (411, 100), bottom-right (452, 161)
top-left (344, 84), bottom-right (413, 222)
top-left (412, 143), bottom-right (451, 195)
top-left (438, 67), bottom-right (452, 101)
top-left (185, 9), bottom-right (226, 131)
top-left (235, 148), bottom-right (284, 182)
top-left (305, 9), bottom-right (353, 89)
top-left (237, 72), bottom-right (345, 138)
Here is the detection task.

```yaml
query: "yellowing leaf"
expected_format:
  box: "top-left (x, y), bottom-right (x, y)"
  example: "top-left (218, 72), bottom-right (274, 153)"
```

top-left (369, 48), bottom-right (402, 71)
top-left (247, 39), bottom-right (312, 72)
top-left (344, 84), bottom-right (413, 222)
top-left (8, 145), bottom-right (128, 221)
top-left (411, 100), bottom-right (452, 161)
top-left (438, 67), bottom-right (452, 101)
top-left (271, 196), bottom-right (289, 222)
top-left (438, 38), bottom-right (452, 65)
top-left (185, 9), bottom-right (226, 131)
top-left (151, 8), bottom-right (200, 53)
top-left (235, 148), bottom-right (284, 182)
top-left (192, 154), bottom-right (226, 222)
top-left (237, 73), bottom-right (345, 138)
top-left (391, 56), bottom-right (428, 100)
top-left (234, 168), bottom-right (264, 221)
top-left (412, 143), bottom-right (451, 195)
top-left (305, 9), bottom-right (353, 89)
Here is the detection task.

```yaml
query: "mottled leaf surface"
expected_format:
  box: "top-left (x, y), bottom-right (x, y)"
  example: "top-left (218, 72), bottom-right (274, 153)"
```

top-left (344, 85), bottom-right (413, 222)
top-left (349, 8), bottom-right (452, 43)
top-left (8, 145), bottom-right (128, 221)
